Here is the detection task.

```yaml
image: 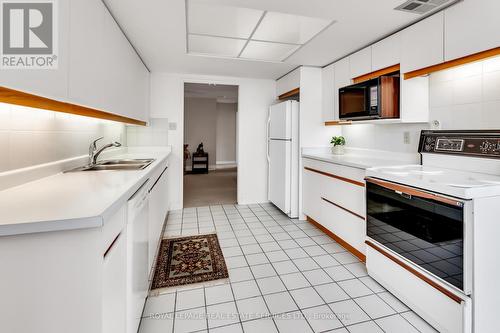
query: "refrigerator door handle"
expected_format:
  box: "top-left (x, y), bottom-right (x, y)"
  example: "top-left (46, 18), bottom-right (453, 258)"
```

top-left (266, 116), bottom-right (271, 164)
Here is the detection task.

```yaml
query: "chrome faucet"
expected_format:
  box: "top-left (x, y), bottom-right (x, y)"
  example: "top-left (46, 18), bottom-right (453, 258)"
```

top-left (89, 137), bottom-right (122, 166)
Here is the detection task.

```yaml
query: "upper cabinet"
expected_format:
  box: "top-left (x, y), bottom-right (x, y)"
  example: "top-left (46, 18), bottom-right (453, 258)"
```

top-left (1, 0), bottom-right (149, 124)
top-left (401, 12), bottom-right (444, 73)
top-left (372, 33), bottom-right (401, 71)
top-left (69, 0), bottom-right (108, 112)
top-left (349, 47), bottom-right (372, 79)
top-left (0, 0), bottom-right (70, 101)
top-left (276, 68), bottom-right (300, 97)
top-left (334, 58), bottom-right (351, 118)
top-left (321, 64), bottom-right (335, 121)
top-left (444, 0), bottom-right (500, 61)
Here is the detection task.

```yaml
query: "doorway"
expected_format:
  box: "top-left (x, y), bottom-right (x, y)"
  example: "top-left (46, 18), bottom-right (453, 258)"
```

top-left (183, 83), bottom-right (238, 207)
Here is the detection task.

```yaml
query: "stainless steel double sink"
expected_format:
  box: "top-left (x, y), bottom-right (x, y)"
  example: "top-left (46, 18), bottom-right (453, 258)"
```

top-left (66, 159), bottom-right (155, 172)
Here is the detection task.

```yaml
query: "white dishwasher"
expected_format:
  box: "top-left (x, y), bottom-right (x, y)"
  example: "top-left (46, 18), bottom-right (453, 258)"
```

top-left (127, 180), bottom-right (150, 333)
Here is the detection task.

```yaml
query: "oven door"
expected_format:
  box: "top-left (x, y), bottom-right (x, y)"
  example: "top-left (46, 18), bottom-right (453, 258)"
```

top-left (366, 177), bottom-right (471, 295)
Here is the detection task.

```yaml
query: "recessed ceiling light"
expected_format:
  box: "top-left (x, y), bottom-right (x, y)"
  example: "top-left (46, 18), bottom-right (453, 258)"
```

top-left (186, 1), bottom-right (334, 62)
top-left (188, 35), bottom-right (246, 58)
top-left (187, 1), bottom-right (264, 39)
top-left (252, 12), bottom-right (332, 44)
top-left (240, 41), bottom-right (300, 62)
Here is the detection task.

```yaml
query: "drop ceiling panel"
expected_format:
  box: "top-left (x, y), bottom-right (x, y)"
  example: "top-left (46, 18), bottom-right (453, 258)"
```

top-left (252, 12), bottom-right (332, 44)
top-left (240, 41), bottom-right (299, 61)
top-left (188, 35), bottom-right (246, 57)
top-left (188, 2), bottom-right (263, 39)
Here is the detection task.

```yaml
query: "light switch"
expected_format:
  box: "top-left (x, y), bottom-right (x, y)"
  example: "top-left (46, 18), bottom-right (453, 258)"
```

top-left (169, 122), bottom-right (177, 130)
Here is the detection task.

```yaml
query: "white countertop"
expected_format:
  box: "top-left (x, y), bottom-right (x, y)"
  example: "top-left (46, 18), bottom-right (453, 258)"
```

top-left (0, 147), bottom-right (171, 236)
top-left (302, 147), bottom-right (419, 169)
top-left (366, 164), bottom-right (500, 199)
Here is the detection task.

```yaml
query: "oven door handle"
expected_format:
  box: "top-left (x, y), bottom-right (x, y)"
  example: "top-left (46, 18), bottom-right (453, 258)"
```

top-left (365, 177), bottom-right (464, 207)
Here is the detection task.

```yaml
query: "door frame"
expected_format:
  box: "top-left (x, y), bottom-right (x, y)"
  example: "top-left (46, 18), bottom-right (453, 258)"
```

top-left (181, 79), bottom-right (239, 208)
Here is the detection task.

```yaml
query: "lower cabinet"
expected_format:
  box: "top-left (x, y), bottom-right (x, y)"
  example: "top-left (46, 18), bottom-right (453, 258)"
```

top-left (302, 158), bottom-right (366, 257)
top-left (102, 229), bottom-right (127, 333)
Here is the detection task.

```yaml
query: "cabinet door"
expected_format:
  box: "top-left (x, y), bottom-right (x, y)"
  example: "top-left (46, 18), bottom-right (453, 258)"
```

top-left (372, 33), bottom-right (401, 71)
top-left (0, 0), bottom-right (69, 101)
top-left (68, 0), bottom-right (108, 111)
top-left (349, 47), bottom-right (372, 79)
top-left (102, 230), bottom-right (127, 333)
top-left (333, 58), bottom-right (351, 120)
top-left (401, 12), bottom-right (444, 73)
top-left (148, 166), bottom-right (169, 272)
top-left (302, 167), bottom-right (322, 222)
top-left (321, 64), bottom-right (335, 121)
top-left (444, 0), bottom-right (500, 61)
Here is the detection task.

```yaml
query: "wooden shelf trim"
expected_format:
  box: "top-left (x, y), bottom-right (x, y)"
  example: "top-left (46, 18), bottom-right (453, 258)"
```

top-left (353, 64), bottom-right (400, 84)
top-left (307, 216), bottom-right (366, 262)
top-left (404, 47), bottom-right (500, 80)
top-left (324, 120), bottom-right (352, 126)
top-left (0, 86), bottom-right (147, 126)
top-left (321, 197), bottom-right (365, 221)
top-left (365, 240), bottom-right (464, 304)
top-left (304, 167), bottom-right (365, 188)
top-left (278, 87), bottom-right (300, 100)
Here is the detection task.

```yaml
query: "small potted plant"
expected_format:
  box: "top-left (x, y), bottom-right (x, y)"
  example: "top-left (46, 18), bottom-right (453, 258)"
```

top-left (330, 136), bottom-right (346, 155)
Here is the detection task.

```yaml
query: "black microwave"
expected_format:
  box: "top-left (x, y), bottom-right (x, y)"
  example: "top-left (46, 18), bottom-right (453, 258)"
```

top-left (339, 75), bottom-right (400, 120)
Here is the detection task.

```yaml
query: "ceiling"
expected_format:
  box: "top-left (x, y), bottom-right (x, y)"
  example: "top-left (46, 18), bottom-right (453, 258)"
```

top-left (103, 0), bottom-right (451, 79)
top-left (184, 83), bottom-right (238, 103)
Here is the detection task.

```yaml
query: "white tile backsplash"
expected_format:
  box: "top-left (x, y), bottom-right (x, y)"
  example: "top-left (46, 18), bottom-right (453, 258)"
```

top-left (0, 103), bottom-right (125, 173)
top-left (127, 118), bottom-right (168, 147)
top-left (343, 55), bottom-right (500, 153)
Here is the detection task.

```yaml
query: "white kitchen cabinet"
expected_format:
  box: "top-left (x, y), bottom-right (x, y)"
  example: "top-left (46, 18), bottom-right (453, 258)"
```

top-left (302, 158), bottom-right (366, 255)
top-left (102, 229), bottom-right (127, 333)
top-left (302, 167), bottom-right (322, 223)
top-left (400, 76), bottom-right (429, 123)
top-left (349, 47), bottom-right (372, 79)
top-left (68, 0), bottom-right (109, 112)
top-left (401, 12), bottom-right (444, 73)
top-left (0, 0), bottom-right (70, 101)
top-left (444, 0), bottom-right (500, 61)
top-left (148, 164), bottom-right (169, 273)
top-left (333, 58), bottom-right (351, 120)
top-left (321, 64), bottom-right (335, 121)
top-left (372, 33), bottom-right (401, 71)
top-left (276, 68), bottom-right (300, 97)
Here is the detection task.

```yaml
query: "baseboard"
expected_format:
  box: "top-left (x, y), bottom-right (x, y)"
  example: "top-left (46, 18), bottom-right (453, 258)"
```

top-left (216, 161), bottom-right (237, 169)
top-left (306, 216), bottom-right (366, 262)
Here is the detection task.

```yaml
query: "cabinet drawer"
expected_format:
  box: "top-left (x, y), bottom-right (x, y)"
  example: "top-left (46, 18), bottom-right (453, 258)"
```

top-left (366, 244), bottom-right (470, 333)
top-left (322, 174), bottom-right (365, 218)
top-left (320, 197), bottom-right (366, 255)
top-left (302, 158), bottom-right (365, 184)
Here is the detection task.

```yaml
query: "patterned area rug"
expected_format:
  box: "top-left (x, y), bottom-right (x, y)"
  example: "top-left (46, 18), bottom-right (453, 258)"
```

top-left (151, 234), bottom-right (228, 290)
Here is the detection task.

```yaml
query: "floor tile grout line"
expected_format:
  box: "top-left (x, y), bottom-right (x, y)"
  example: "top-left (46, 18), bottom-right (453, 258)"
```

top-left (228, 204), bottom-right (281, 333)
top-left (152, 205), bottom-right (430, 333)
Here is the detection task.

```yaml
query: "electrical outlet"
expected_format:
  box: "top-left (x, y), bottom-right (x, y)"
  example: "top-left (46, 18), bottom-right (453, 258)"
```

top-left (404, 131), bottom-right (411, 145)
top-left (169, 122), bottom-right (177, 130)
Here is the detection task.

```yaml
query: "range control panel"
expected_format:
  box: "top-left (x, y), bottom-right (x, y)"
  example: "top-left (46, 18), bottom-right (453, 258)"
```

top-left (419, 130), bottom-right (500, 159)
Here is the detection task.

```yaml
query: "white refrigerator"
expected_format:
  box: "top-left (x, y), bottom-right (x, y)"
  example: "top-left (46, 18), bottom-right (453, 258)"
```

top-left (267, 100), bottom-right (299, 218)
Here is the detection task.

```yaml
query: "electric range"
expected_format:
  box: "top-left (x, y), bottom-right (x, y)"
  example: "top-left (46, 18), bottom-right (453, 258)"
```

top-left (364, 130), bottom-right (500, 333)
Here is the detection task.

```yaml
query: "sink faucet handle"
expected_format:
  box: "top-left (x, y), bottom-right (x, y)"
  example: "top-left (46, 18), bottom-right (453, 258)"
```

top-left (89, 137), bottom-right (104, 165)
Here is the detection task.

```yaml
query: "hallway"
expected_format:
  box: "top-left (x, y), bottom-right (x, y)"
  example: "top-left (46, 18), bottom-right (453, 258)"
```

top-left (184, 168), bottom-right (237, 207)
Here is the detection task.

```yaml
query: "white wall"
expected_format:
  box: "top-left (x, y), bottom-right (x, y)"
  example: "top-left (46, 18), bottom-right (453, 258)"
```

top-left (184, 97), bottom-right (218, 168)
top-left (342, 56), bottom-right (500, 153)
top-left (216, 102), bottom-right (237, 165)
top-left (0, 103), bottom-right (125, 173)
top-left (150, 73), bottom-right (276, 209)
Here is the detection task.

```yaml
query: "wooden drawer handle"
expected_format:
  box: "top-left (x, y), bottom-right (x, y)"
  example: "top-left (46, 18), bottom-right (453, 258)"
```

top-left (321, 197), bottom-right (365, 221)
top-left (304, 167), bottom-right (365, 187)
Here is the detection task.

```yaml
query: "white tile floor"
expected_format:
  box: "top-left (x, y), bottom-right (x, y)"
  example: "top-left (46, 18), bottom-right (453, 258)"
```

top-left (139, 203), bottom-right (438, 333)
